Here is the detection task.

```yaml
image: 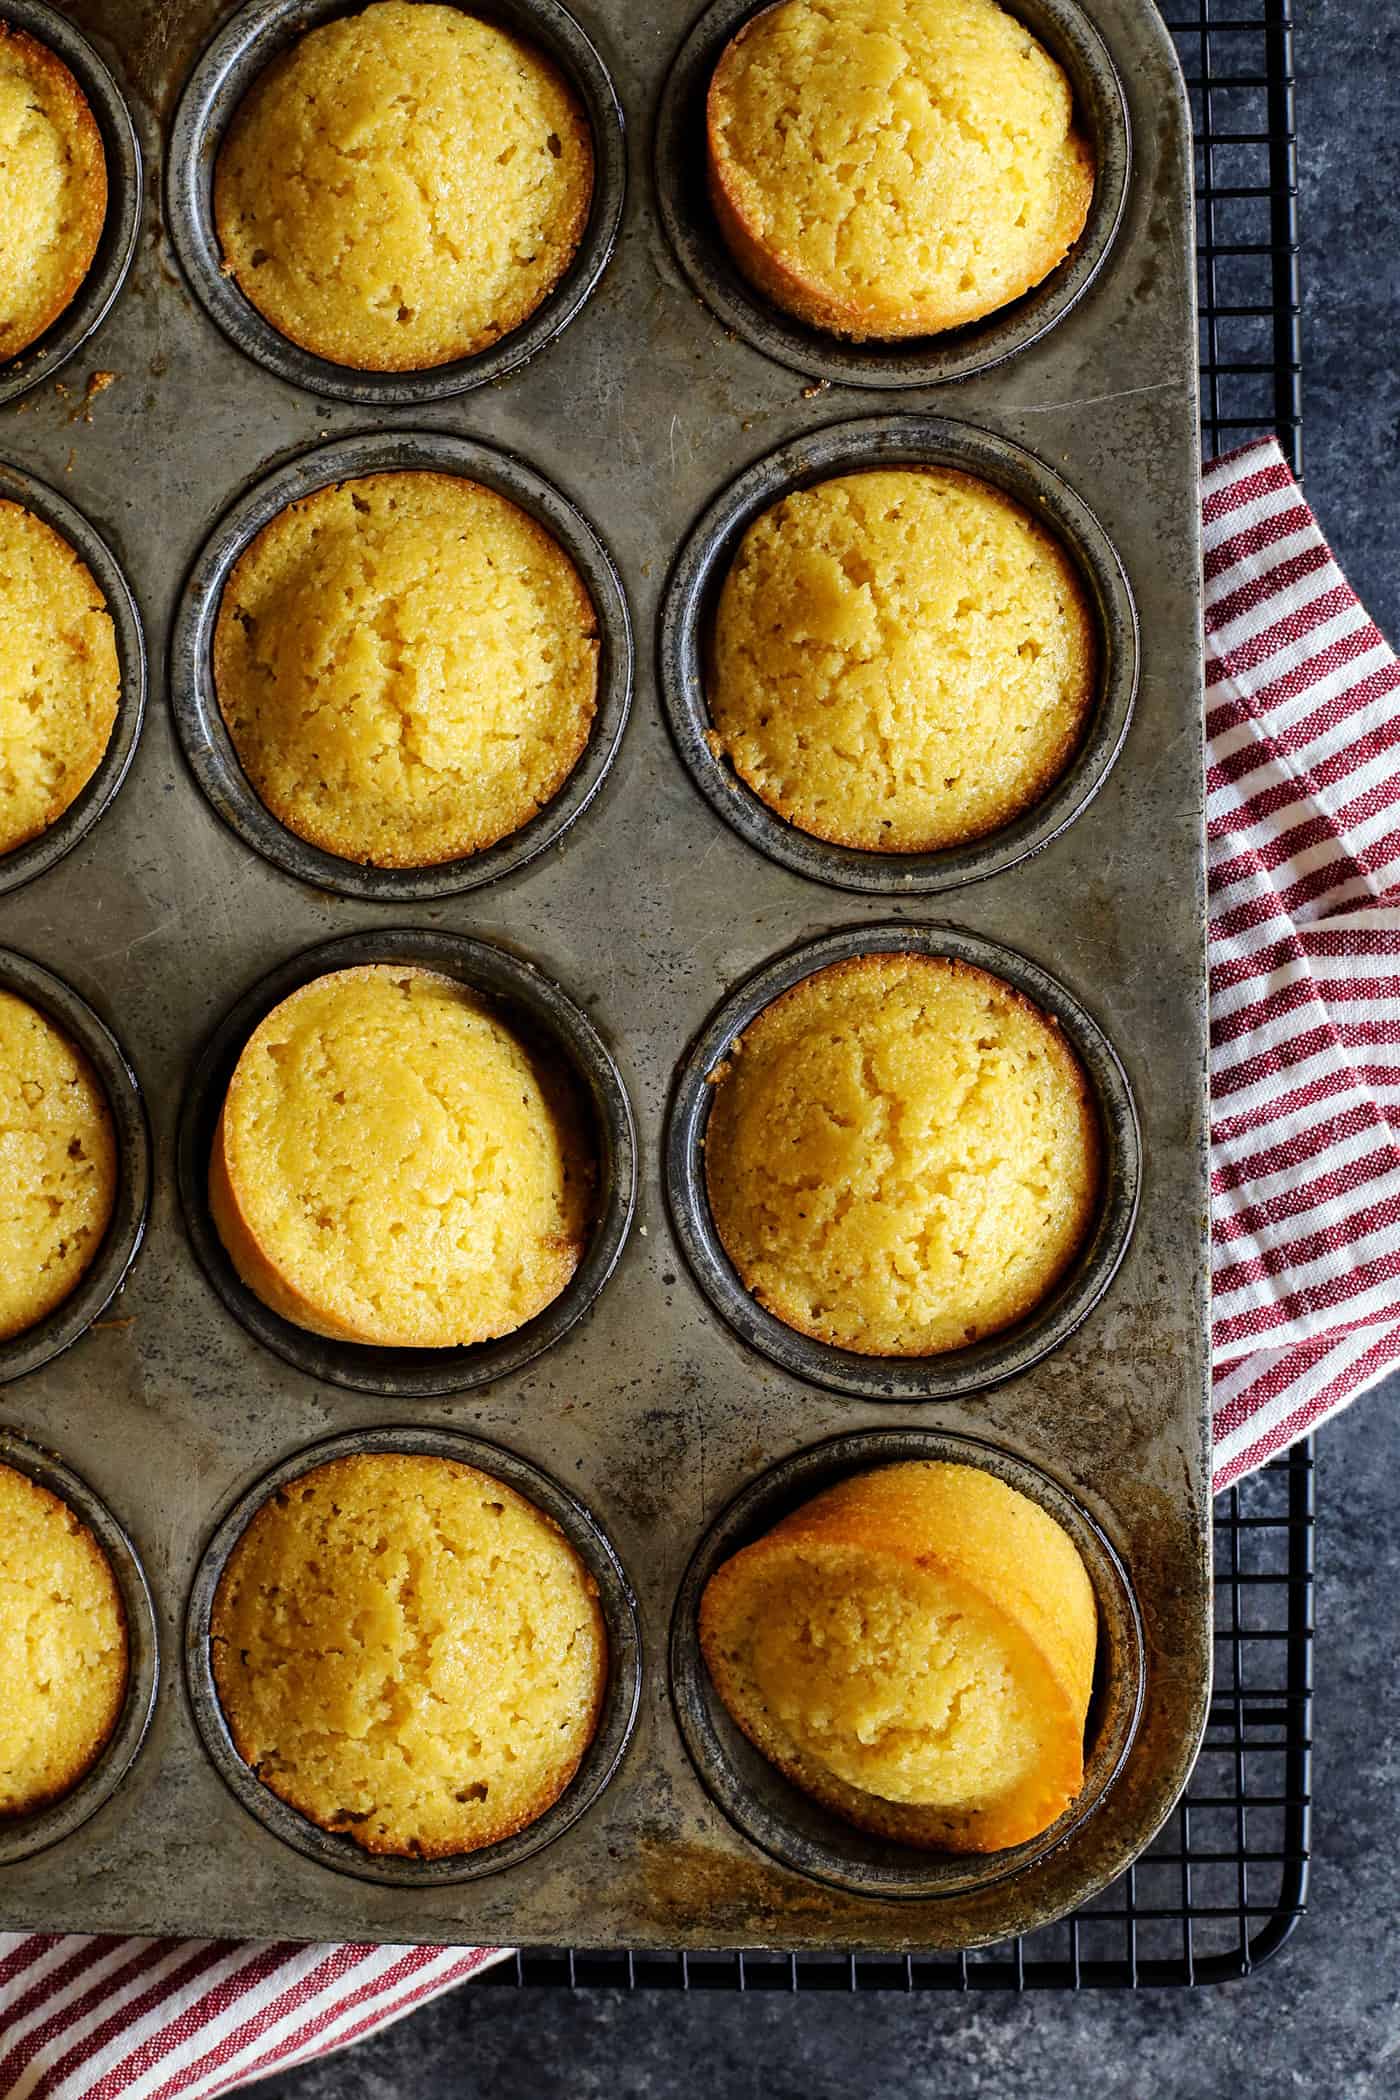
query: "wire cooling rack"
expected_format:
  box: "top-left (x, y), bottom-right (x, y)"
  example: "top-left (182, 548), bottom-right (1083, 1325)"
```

top-left (482, 0), bottom-right (1312, 1992)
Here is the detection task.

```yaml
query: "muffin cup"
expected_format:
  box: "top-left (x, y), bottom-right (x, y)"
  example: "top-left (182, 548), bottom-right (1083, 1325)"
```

top-left (169, 431), bottom-right (633, 901)
top-left (166, 0), bottom-right (626, 406)
top-left (0, 0), bottom-right (142, 408)
top-left (185, 1425), bottom-right (641, 1885)
top-left (177, 927), bottom-right (636, 1396)
top-left (665, 922), bottom-right (1139, 1401)
top-left (0, 951), bottom-right (151, 1386)
top-left (658, 414), bottom-right (1138, 895)
top-left (671, 1427), bottom-right (1144, 1901)
top-left (0, 465), bottom-right (147, 897)
top-left (653, 0), bottom-right (1130, 390)
top-left (0, 1430), bottom-right (159, 1865)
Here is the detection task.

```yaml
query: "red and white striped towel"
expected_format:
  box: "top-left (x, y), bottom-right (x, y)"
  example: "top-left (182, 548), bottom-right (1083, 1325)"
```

top-left (0, 1940), bottom-right (502, 2099)
top-left (1206, 437), bottom-right (1400, 1485)
top-left (2, 435), bottom-right (1396, 2096)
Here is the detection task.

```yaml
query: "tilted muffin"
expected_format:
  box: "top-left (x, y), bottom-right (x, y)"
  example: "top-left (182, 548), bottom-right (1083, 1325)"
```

top-left (0, 500), bottom-right (120, 857)
top-left (212, 471), bottom-right (598, 869)
top-left (709, 468), bottom-right (1096, 853)
top-left (209, 965), bottom-right (594, 1348)
top-left (0, 1462), bottom-right (128, 1817)
top-left (700, 1461), bottom-right (1097, 1851)
top-left (0, 989), bottom-right (117, 1341)
top-left (214, 0), bottom-right (594, 372)
top-left (706, 0), bottom-right (1094, 340)
top-left (0, 24), bottom-right (107, 361)
top-left (704, 952), bottom-right (1099, 1356)
top-left (211, 1451), bottom-right (608, 1856)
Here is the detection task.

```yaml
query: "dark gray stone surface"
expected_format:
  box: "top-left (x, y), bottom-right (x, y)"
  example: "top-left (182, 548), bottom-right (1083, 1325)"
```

top-left (257, 5), bottom-right (1400, 2092)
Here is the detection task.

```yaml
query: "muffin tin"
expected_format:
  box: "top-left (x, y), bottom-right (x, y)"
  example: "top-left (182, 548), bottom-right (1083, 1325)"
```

top-left (0, 0), bottom-right (1208, 1954)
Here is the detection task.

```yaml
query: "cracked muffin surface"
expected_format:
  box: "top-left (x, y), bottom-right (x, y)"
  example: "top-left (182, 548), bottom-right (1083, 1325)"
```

top-left (210, 1452), bottom-right (607, 1857)
top-left (214, 0), bottom-right (594, 371)
top-left (699, 1460), bottom-right (1097, 1851)
top-left (0, 24), bottom-right (107, 362)
top-left (0, 499), bottom-right (120, 858)
top-left (0, 988), bottom-right (116, 1342)
top-left (212, 470), bottom-right (598, 870)
top-left (209, 964), bottom-right (595, 1349)
top-left (708, 467), bottom-right (1096, 854)
top-left (706, 0), bottom-right (1093, 340)
top-left (0, 1461), bottom-right (128, 1819)
top-left (703, 952), bottom-right (1099, 1357)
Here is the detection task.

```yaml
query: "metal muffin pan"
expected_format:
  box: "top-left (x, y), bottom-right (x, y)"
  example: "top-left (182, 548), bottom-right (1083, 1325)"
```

top-left (653, 0), bottom-right (1131, 390)
top-left (0, 0), bottom-right (1208, 1954)
top-left (657, 414), bottom-right (1139, 894)
top-left (186, 1425), bottom-right (642, 1886)
top-left (176, 926), bottom-right (637, 1395)
top-left (0, 463), bottom-right (147, 897)
top-left (166, 0), bottom-right (628, 405)
top-left (169, 429), bottom-right (633, 902)
top-left (0, 949), bottom-right (150, 1386)
top-left (0, 0), bottom-right (143, 408)
top-left (0, 1430), bottom-right (159, 1867)
top-left (665, 921), bottom-right (1141, 1402)
top-left (670, 1427), bottom-right (1144, 1900)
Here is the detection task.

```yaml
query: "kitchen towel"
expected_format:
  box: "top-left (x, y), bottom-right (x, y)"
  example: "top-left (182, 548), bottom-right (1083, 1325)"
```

top-left (3, 432), bottom-right (1397, 2097)
top-left (1204, 437), bottom-right (1400, 1485)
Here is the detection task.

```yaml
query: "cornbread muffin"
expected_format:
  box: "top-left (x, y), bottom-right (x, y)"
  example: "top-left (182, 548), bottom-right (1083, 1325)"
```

top-left (700, 1461), bottom-right (1097, 1851)
top-left (0, 989), bottom-right (117, 1342)
top-left (704, 953), bottom-right (1098, 1356)
top-left (209, 965), bottom-right (594, 1348)
top-left (212, 471), bottom-right (598, 869)
top-left (709, 468), bottom-right (1096, 853)
top-left (214, 1), bottom-right (594, 372)
top-left (0, 25), bottom-right (107, 361)
top-left (0, 1462), bottom-right (128, 1818)
top-left (0, 500), bottom-right (120, 857)
top-left (210, 1452), bottom-right (608, 1856)
top-left (706, 0), bottom-right (1094, 340)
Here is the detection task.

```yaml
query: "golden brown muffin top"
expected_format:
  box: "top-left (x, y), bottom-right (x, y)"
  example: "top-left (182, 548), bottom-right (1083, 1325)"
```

top-left (704, 952), bottom-right (1099, 1356)
top-left (0, 1461), bottom-right (128, 1818)
top-left (0, 498), bottom-right (120, 857)
top-left (0, 987), bottom-right (117, 1343)
top-left (213, 965), bottom-right (594, 1349)
top-left (0, 25), bottom-right (107, 361)
top-left (707, 0), bottom-right (1093, 339)
top-left (700, 1460), bottom-right (1097, 1851)
top-left (212, 471), bottom-right (598, 870)
top-left (709, 467), bottom-right (1096, 852)
top-left (215, 1), bottom-right (594, 371)
top-left (211, 1452), bottom-right (607, 1856)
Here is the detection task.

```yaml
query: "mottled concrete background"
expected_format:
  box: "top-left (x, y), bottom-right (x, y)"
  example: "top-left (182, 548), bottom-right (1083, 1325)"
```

top-left (262, 6), bottom-right (1400, 2092)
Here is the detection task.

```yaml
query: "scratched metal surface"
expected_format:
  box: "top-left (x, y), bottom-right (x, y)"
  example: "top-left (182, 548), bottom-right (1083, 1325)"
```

top-left (0, 0), bottom-right (1208, 1950)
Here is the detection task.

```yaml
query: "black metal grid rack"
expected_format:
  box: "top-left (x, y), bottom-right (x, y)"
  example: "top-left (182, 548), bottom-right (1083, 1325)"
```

top-left (483, 0), bottom-right (1312, 1992)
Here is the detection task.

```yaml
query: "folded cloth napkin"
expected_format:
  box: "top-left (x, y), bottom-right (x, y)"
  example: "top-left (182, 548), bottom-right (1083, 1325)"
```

top-left (3, 435), bottom-right (1396, 2098)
